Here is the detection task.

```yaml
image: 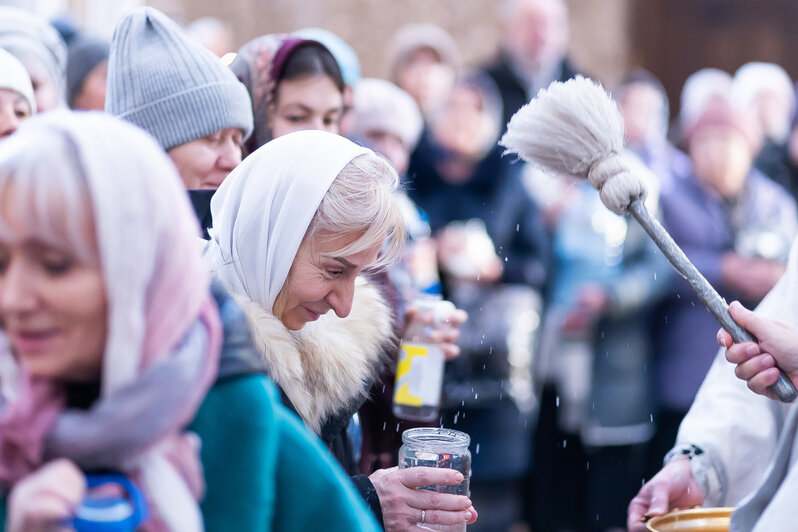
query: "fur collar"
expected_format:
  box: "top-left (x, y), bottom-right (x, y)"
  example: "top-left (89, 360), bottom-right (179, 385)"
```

top-left (236, 278), bottom-right (394, 434)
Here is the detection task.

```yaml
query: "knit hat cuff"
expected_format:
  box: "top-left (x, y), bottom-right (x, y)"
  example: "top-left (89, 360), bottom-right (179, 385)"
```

top-left (118, 80), bottom-right (254, 150)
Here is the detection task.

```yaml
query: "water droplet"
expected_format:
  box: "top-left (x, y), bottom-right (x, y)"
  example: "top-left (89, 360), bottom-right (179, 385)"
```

top-left (563, 439), bottom-right (567, 448)
top-left (454, 412), bottom-right (460, 424)
top-left (382, 422), bottom-right (387, 431)
top-left (516, 224), bottom-right (520, 232)
top-left (475, 393), bottom-right (479, 400)
top-left (476, 443), bottom-right (481, 454)
top-left (556, 395), bottom-right (560, 407)
top-left (650, 414), bottom-right (654, 423)
top-left (504, 256), bottom-right (509, 262)
top-left (654, 273), bottom-right (657, 281)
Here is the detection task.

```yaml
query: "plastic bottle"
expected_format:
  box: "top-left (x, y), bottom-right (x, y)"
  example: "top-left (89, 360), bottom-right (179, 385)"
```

top-left (393, 297), bottom-right (456, 421)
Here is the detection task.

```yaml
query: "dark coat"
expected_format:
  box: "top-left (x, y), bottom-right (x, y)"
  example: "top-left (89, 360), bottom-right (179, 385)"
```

top-left (407, 139), bottom-right (550, 290)
top-left (483, 51), bottom-right (581, 129)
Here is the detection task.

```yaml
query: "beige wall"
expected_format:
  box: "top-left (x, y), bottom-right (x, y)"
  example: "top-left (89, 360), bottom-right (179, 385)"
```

top-left (149, 0), bottom-right (631, 85)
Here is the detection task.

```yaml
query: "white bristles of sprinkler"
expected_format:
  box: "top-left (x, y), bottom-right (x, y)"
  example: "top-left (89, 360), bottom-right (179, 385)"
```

top-left (500, 75), bottom-right (646, 216)
top-left (499, 75), bottom-right (797, 403)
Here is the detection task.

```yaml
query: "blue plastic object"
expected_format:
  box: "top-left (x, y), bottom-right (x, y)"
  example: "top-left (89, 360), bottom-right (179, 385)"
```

top-left (71, 473), bottom-right (148, 532)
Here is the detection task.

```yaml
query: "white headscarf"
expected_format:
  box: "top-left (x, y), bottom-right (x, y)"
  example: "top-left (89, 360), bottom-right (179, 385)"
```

top-left (0, 47), bottom-right (36, 114)
top-left (205, 130), bottom-right (371, 311)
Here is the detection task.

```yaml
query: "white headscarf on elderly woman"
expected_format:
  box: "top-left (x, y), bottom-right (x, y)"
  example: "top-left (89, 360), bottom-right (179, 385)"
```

top-left (203, 130), bottom-right (404, 435)
top-left (0, 111), bottom-right (221, 531)
top-left (206, 130), bottom-right (377, 310)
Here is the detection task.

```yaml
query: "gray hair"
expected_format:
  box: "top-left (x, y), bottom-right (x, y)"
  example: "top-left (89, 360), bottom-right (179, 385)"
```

top-left (306, 151), bottom-right (406, 270)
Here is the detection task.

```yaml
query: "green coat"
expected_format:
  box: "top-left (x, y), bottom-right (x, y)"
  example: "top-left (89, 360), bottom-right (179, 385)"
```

top-left (0, 376), bottom-right (380, 532)
top-left (189, 373), bottom-right (381, 531)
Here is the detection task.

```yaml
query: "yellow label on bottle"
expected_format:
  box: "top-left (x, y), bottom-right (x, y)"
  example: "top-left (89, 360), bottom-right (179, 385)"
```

top-left (394, 344), bottom-right (430, 407)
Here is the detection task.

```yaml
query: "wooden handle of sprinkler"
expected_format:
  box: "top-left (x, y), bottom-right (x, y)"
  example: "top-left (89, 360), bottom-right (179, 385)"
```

top-left (627, 198), bottom-right (798, 403)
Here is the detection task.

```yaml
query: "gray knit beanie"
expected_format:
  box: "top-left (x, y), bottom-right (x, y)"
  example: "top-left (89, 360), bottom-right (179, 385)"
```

top-left (106, 7), bottom-right (253, 150)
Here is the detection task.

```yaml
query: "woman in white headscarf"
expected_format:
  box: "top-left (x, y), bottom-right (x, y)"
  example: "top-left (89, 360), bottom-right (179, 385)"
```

top-left (204, 129), bottom-right (478, 531)
top-left (0, 112), bottom-right (382, 532)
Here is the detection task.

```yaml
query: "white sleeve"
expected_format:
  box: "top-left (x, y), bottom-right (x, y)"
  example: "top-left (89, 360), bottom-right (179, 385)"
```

top-left (672, 237), bottom-right (798, 506)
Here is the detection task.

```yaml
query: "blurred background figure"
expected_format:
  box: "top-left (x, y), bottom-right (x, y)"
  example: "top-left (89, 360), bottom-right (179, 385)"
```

top-left (485, 0), bottom-right (580, 127)
top-left (293, 28), bottom-right (361, 136)
top-left (676, 68), bottom-right (734, 145)
top-left (731, 62), bottom-right (798, 197)
top-left (66, 35), bottom-right (109, 110)
top-left (348, 77), bottom-right (442, 474)
top-left (350, 78), bottom-right (423, 179)
top-left (0, 6), bottom-right (67, 113)
top-left (527, 154), bottom-right (669, 532)
top-left (185, 16), bottom-right (234, 57)
top-left (388, 23), bottom-right (460, 121)
top-left (615, 69), bottom-right (691, 194)
top-left (650, 97), bottom-right (798, 476)
top-left (733, 62), bottom-right (794, 147)
top-left (0, 48), bottom-right (36, 140)
top-left (231, 34), bottom-right (345, 153)
top-left (407, 71), bottom-right (550, 531)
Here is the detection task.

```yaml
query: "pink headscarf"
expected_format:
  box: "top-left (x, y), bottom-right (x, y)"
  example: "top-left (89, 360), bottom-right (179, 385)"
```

top-left (0, 111), bottom-right (221, 530)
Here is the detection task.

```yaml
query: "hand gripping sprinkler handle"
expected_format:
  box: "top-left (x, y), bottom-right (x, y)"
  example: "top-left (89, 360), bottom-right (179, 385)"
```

top-left (627, 199), bottom-right (797, 403)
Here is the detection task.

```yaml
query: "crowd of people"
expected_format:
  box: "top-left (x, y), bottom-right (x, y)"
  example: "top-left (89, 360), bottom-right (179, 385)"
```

top-left (1, 0), bottom-right (798, 531)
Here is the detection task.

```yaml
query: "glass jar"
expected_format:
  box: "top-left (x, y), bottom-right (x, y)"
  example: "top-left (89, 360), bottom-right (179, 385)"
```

top-left (399, 427), bottom-right (472, 531)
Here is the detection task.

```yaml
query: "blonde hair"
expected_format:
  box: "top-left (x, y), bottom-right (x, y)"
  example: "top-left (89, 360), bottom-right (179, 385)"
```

top-left (0, 128), bottom-right (97, 264)
top-left (306, 151), bottom-right (406, 270)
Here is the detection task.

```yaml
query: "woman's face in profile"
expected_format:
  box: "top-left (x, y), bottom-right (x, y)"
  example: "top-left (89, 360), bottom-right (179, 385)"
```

top-left (269, 74), bottom-right (343, 139)
top-left (274, 230), bottom-right (381, 331)
top-left (0, 194), bottom-right (107, 381)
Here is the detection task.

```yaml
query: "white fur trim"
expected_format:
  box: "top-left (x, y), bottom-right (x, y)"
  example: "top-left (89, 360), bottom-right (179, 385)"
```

top-left (236, 277), bottom-right (394, 433)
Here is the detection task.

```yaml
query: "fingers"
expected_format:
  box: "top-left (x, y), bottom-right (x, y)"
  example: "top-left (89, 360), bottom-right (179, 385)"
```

top-left (747, 367), bottom-right (781, 396)
top-left (399, 467), bottom-right (464, 489)
top-left (725, 342), bottom-right (761, 364)
top-left (408, 489), bottom-right (472, 512)
top-left (7, 460), bottom-right (87, 532)
top-left (429, 327), bottom-right (460, 344)
top-left (647, 482), bottom-right (673, 516)
top-left (441, 344), bottom-right (461, 361)
top-left (734, 353), bottom-right (776, 381)
top-left (448, 309), bottom-right (468, 325)
top-left (627, 495), bottom-right (650, 532)
top-left (716, 328), bottom-right (733, 348)
top-left (419, 508), bottom-right (474, 527)
top-left (728, 301), bottom-right (764, 336)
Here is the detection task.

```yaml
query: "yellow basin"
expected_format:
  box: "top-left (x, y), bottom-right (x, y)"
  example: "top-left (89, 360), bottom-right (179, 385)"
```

top-left (646, 507), bottom-right (734, 532)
